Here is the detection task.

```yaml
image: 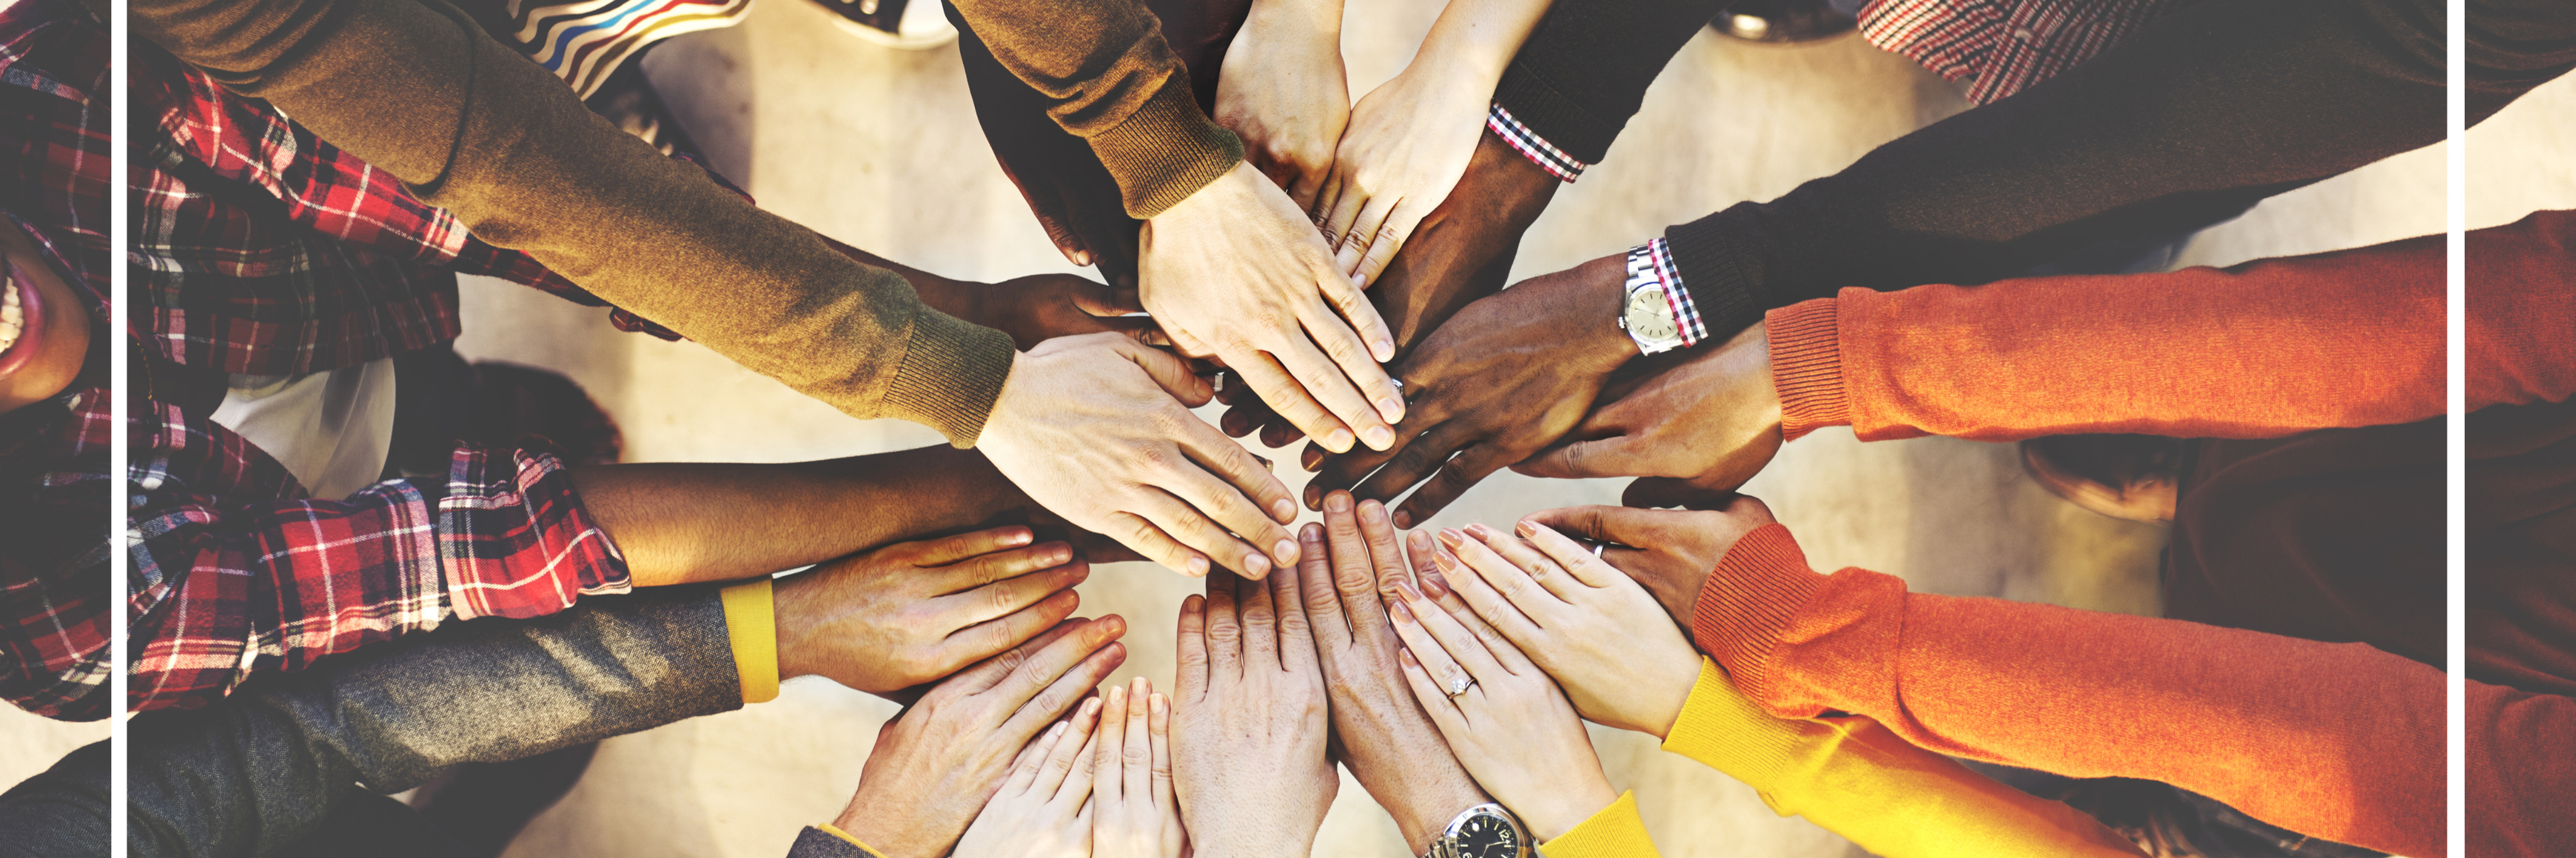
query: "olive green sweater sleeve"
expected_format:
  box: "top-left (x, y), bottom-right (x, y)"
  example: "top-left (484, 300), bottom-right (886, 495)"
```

top-left (945, 0), bottom-right (1243, 217)
top-left (131, 0), bottom-right (1017, 445)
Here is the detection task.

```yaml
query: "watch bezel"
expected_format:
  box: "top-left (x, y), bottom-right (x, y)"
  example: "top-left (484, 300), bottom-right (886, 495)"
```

top-left (1424, 802), bottom-right (1530, 858)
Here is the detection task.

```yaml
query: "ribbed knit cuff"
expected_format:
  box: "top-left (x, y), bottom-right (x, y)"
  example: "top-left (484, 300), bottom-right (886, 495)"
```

top-left (1662, 204), bottom-right (1766, 343)
top-left (1765, 299), bottom-right (1848, 441)
top-left (1536, 791), bottom-right (1655, 858)
top-left (1660, 659), bottom-right (1806, 791)
top-left (882, 307), bottom-right (1017, 448)
top-left (1690, 523), bottom-right (1824, 709)
top-left (720, 578), bottom-right (778, 705)
top-left (1088, 72), bottom-right (1246, 219)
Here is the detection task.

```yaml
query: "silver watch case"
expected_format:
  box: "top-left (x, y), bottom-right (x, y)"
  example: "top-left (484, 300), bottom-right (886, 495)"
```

top-left (1421, 802), bottom-right (1530, 858)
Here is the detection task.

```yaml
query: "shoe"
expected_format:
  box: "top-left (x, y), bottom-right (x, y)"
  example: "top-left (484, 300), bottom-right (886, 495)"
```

top-left (2019, 434), bottom-right (2185, 523)
top-left (493, 0), bottom-right (753, 99)
top-left (809, 0), bottom-right (959, 49)
top-left (584, 58), bottom-right (705, 160)
top-left (1710, 0), bottom-right (1857, 43)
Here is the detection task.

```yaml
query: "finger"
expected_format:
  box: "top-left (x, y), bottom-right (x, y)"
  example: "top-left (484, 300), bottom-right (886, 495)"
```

top-left (1148, 691), bottom-right (1178, 843)
top-left (999, 634), bottom-right (1130, 740)
top-left (1259, 412), bottom-right (1306, 451)
top-left (1422, 532), bottom-right (1544, 649)
top-left (1517, 520), bottom-right (1622, 589)
top-left (1396, 646), bottom-right (1467, 734)
top-left (1238, 563), bottom-right (1280, 669)
top-left (1234, 352), bottom-right (1354, 454)
top-left (1120, 677), bottom-right (1154, 828)
top-left (1270, 330), bottom-right (1395, 454)
top-left (1202, 575), bottom-right (1243, 683)
top-left (1267, 542), bottom-right (1320, 673)
top-left (992, 615), bottom-right (1130, 723)
top-left (1392, 441), bottom-right (1518, 529)
top-left (1057, 703), bottom-right (1104, 807)
top-left (1398, 529), bottom-right (1439, 604)
top-left (1522, 504), bottom-right (1669, 549)
top-left (1116, 336), bottom-right (1217, 407)
top-left (1346, 421), bottom-right (1484, 526)
top-left (1072, 278), bottom-right (1146, 317)
top-left (1089, 683), bottom-right (1128, 808)
top-left (1511, 429), bottom-right (1651, 481)
top-left (1175, 593), bottom-right (1209, 701)
top-left (1034, 696), bottom-right (1103, 798)
top-left (939, 587), bottom-right (1085, 673)
top-left (1104, 510), bottom-right (1213, 578)
top-left (1350, 204), bottom-right (1421, 289)
top-left (1385, 586), bottom-right (1478, 698)
top-left (1332, 194), bottom-right (1400, 280)
top-left (909, 525), bottom-right (1038, 569)
top-left (1002, 716), bottom-right (1069, 796)
top-left (1317, 176), bottom-right (1367, 262)
top-left (998, 157), bottom-right (1092, 268)
top-left (1294, 522), bottom-right (1352, 651)
top-left (1467, 522), bottom-right (1585, 605)
top-left (1418, 542), bottom-right (1540, 678)
top-left (958, 618), bottom-right (1085, 693)
top-left (931, 540), bottom-right (1077, 597)
top-left (1170, 414), bottom-right (1300, 539)
top-left (1345, 497), bottom-right (1403, 637)
top-left (1389, 575), bottom-right (1507, 685)
top-left (1135, 487), bottom-right (1275, 581)
top-left (1310, 255), bottom-right (1397, 366)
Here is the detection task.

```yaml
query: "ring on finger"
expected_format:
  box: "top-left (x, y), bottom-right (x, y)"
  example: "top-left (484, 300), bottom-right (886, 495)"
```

top-left (1446, 676), bottom-right (1475, 698)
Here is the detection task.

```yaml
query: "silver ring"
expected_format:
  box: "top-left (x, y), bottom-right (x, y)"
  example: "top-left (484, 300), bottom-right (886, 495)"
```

top-left (1446, 676), bottom-right (1474, 698)
top-left (1592, 543), bottom-right (1607, 559)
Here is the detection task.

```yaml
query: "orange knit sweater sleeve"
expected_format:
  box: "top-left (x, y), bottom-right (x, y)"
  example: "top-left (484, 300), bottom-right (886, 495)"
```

top-left (1689, 524), bottom-right (2444, 858)
top-left (1767, 211), bottom-right (2576, 443)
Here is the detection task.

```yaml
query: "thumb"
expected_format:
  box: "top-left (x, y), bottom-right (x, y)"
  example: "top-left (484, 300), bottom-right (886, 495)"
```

top-left (1117, 338), bottom-right (1216, 407)
top-left (1518, 503), bottom-right (1656, 549)
top-left (1511, 430), bottom-right (1645, 480)
top-left (1072, 277), bottom-right (1146, 317)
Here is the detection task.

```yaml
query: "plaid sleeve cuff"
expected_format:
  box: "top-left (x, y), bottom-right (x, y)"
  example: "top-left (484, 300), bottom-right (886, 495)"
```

top-left (437, 441), bottom-right (632, 621)
top-left (1487, 103), bottom-right (1589, 183)
top-left (1766, 298), bottom-right (1849, 441)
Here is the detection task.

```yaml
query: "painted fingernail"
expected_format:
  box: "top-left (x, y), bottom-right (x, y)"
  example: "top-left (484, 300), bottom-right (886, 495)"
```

top-left (1325, 491), bottom-right (1352, 514)
top-left (1437, 529), bottom-right (1465, 550)
top-left (1431, 549), bottom-right (1457, 573)
top-left (1186, 556), bottom-right (1210, 577)
top-left (1399, 647), bottom-right (1421, 668)
top-left (1362, 425), bottom-right (1395, 451)
top-left (1389, 600), bottom-right (1415, 623)
top-left (1324, 428), bottom-right (1355, 453)
top-left (1395, 578), bottom-right (1423, 602)
top-left (1516, 520), bottom-right (1538, 537)
top-left (1421, 575), bottom-right (1448, 600)
top-left (1467, 523), bottom-right (1499, 541)
top-left (1272, 498), bottom-right (1297, 522)
top-left (1274, 539), bottom-right (1300, 564)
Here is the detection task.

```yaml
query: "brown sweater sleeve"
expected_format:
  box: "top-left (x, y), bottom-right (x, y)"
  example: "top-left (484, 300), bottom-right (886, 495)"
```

top-left (1690, 524), bottom-right (2445, 858)
top-left (131, 0), bottom-right (1018, 446)
top-left (1766, 211), bottom-right (2576, 444)
top-left (946, 0), bottom-right (1243, 217)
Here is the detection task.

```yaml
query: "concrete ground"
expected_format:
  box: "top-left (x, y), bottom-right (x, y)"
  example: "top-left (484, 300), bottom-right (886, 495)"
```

top-left (4, 0), bottom-right (2562, 853)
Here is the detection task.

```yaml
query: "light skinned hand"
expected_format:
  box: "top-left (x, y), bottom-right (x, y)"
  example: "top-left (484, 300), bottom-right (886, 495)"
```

top-left (1170, 563), bottom-right (1337, 858)
top-left (1428, 522), bottom-right (1699, 737)
top-left (1091, 678), bottom-right (1184, 858)
top-left (1214, 0), bottom-right (1350, 211)
top-left (953, 698), bottom-right (1104, 858)
top-left (775, 525), bottom-right (1090, 693)
top-left (1386, 569), bottom-right (1621, 842)
top-left (1294, 492), bottom-right (1492, 853)
top-left (979, 332), bottom-right (1299, 579)
top-left (1518, 496), bottom-right (1780, 629)
top-left (1140, 160), bottom-right (1403, 456)
top-left (1515, 321), bottom-right (1783, 493)
top-left (833, 616), bottom-right (1131, 858)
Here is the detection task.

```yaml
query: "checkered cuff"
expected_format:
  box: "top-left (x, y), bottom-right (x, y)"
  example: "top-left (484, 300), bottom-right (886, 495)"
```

top-left (1487, 103), bottom-right (1588, 182)
top-left (438, 441), bottom-right (634, 621)
top-left (1626, 238), bottom-right (1707, 353)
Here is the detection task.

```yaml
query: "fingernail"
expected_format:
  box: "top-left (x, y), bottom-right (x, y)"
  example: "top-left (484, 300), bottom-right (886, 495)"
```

top-left (1375, 340), bottom-right (1396, 362)
top-left (1302, 447), bottom-right (1327, 471)
top-left (1325, 492), bottom-right (1352, 514)
top-left (1395, 578), bottom-right (1423, 602)
top-left (1389, 600), bottom-right (1415, 624)
top-left (1362, 425), bottom-right (1395, 451)
top-left (1392, 509), bottom-right (1414, 529)
top-left (1048, 720), bottom-right (1069, 740)
top-left (1302, 524), bottom-right (1323, 543)
top-left (1467, 523), bottom-right (1498, 541)
top-left (1421, 574), bottom-right (1448, 600)
top-left (1245, 553), bottom-right (1270, 578)
top-left (1360, 500), bottom-right (1385, 523)
top-left (1375, 395), bottom-right (1402, 421)
top-left (1082, 697), bottom-right (1102, 717)
top-left (1304, 485), bottom-right (1324, 509)
top-left (1272, 498), bottom-right (1296, 522)
top-left (1437, 529), bottom-right (1465, 550)
top-left (1049, 546), bottom-right (1072, 565)
top-left (1274, 539), bottom-right (1299, 564)
top-left (1516, 520), bottom-right (1538, 537)
top-left (1324, 428), bottom-right (1355, 453)
top-left (1187, 556), bottom-right (1210, 576)
top-left (1009, 529), bottom-right (1033, 546)
top-left (1399, 647), bottom-right (1421, 668)
top-left (1431, 549), bottom-right (1457, 573)
top-left (1150, 694), bottom-right (1167, 715)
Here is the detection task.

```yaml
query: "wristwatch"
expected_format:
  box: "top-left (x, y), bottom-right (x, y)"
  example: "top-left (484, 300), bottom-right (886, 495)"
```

top-left (1619, 242), bottom-right (1687, 355)
top-left (1421, 803), bottom-right (1530, 858)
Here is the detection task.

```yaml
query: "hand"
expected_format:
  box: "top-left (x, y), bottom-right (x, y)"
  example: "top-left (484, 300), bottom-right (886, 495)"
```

top-left (1306, 253), bottom-right (1636, 525)
top-left (1170, 562), bottom-right (1336, 857)
top-left (953, 699), bottom-right (1104, 858)
top-left (1385, 567), bottom-right (1621, 842)
top-left (1425, 522), bottom-right (1699, 737)
top-left (1293, 491), bottom-right (1491, 853)
top-left (970, 273), bottom-right (1157, 351)
top-left (1514, 322), bottom-right (1783, 493)
top-left (1091, 678), bottom-right (1184, 858)
top-left (1217, 131), bottom-right (1563, 449)
top-left (1518, 496), bottom-right (1779, 629)
top-left (776, 525), bottom-right (1090, 694)
top-left (1141, 160), bottom-right (1402, 456)
top-left (1214, 0), bottom-right (1349, 211)
top-left (957, 24), bottom-right (1140, 283)
top-left (833, 616), bottom-right (1131, 858)
top-left (979, 333), bottom-right (1299, 579)
top-left (1313, 63), bottom-right (1491, 288)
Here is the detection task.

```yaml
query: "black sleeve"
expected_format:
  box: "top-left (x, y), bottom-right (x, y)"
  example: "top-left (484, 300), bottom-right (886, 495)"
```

top-left (1662, 0), bottom-right (2575, 338)
top-left (1492, 0), bottom-right (1732, 166)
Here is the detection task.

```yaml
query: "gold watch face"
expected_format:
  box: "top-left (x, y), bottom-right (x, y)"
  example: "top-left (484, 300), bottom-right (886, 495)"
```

top-left (1625, 287), bottom-right (1681, 343)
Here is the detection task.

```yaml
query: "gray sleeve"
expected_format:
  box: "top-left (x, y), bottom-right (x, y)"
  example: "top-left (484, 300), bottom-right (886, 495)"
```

top-left (787, 827), bottom-right (886, 858)
top-left (0, 740), bottom-right (109, 858)
top-left (124, 584), bottom-right (748, 858)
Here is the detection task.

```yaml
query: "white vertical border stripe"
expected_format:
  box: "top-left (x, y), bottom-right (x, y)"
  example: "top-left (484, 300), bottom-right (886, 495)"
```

top-left (109, 0), bottom-right (131, 850)
top-left (2443, 0), bottom-right (2466, 854)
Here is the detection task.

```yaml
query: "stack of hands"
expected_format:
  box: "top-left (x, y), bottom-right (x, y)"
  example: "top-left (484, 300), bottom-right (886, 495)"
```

top-left (791, 488), bottom-right (1783, 857)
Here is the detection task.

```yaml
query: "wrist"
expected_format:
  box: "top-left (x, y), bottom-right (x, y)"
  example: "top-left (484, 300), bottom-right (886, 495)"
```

top-left (1519, 779), bottom-right (1620, 844)
top-left (1243, 0), bottom-right (1342, 41)
top-left (1571, 254), bottom-right (1643, 370)
top-left (1389, 777), bottom-right (1494, 853)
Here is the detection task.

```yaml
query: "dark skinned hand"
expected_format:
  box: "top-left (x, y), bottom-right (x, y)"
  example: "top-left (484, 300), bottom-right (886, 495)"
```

top-left (1514, 321), bottom-right (1784, 495)
top-left (1302, 251), bottom-right (1638, 527)
top-left (1219, 129), bottom-right (1563, 449)
top-left (1517, 495), bottom-right (1778, 629)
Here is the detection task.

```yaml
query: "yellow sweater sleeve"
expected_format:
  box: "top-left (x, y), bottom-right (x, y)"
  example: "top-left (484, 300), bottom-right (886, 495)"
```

top-left (1537, 791), bottom-right (1660, 858)
top-left (1662, 659), bottom-right (2146, 858)
top-left (721, 578), bottom-right (780, 704)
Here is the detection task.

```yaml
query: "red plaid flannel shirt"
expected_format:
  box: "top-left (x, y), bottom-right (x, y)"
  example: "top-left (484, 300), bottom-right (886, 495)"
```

top-left (1857, 0), bottom-right (2187, 106)
top-left (3, 0), bottom-right (694, 720)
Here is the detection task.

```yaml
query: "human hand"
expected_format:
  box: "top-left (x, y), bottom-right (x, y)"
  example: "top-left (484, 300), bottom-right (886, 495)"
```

top-left (1426, 522), bottom-right (1699, 737)
top-left (1091, 678), bottom-right (1184, 858)
top-left (979, 333), bottom-right (1299, 579)
top-left (970, 273), bottom-right (1157, 351)
top-left (1313, 62), bottom-right (1492, 287)
top-left (833, 616), bottom-right (1131, 858)
top-left (1385, 565), bottom-right (1621, 842)
top-left (1305, 253), bottom-right (1636, 525)
top-left (775, 525), bottom-right (1090, 694)
top-left (1170, 561), bottom-right (1336, 857)
top-left (1518, 496), bottom-right (1779, 629)
top-left (1140, 160), bottom-right (1402, 455)
top-left (953, 698), bottom-right (1103, 858)
top-left (956, 23), bottom-right (1140, 283)
top-left (1214, 0), bottom-right (1349, 210)
top-left (1293, 491), bottom-right (1492, 853)
top-left (1514, 322), bottom-right (1782, 493)
top-left (1216, 131), bottom-right (1562, 448)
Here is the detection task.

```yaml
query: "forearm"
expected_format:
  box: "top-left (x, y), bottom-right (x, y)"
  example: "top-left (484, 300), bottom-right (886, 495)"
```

top-left (571, 446), bottom-right (1026, 587)
top-left (2465, 681), bottom-right (2576, 857)
top-left (1694, 525), bottom-right (2443, 857)
top-left (125, 585), bottom-right (743, 858)
top-left (1489, 0), bottom-right (1726, 170)
top-left (133, 0), bottom-right (1016, 443)
top-left (0, 741), bottom-right (110, 858)
top-left (1408, 0), bottom-right (1552, 89)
